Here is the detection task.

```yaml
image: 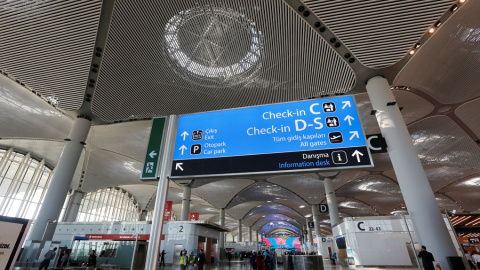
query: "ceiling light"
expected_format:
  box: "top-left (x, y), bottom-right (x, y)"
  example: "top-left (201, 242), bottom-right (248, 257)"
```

top-left (305, 214), bottom-right (312, 218)
top-left (266, 201), bottom-right (272, 203)
top-left (299, 205), bottom-right (305, 208)
top-left (428, 28), bottom-right (435, 34)
top-left (459, 0), bottom-right (465, 3)
top-left (409, 50), bottom-right (415, 55)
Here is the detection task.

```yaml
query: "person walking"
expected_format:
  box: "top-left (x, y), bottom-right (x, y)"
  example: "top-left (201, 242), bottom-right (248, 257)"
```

top-left (179, 250), bottom-right (187, 270)
top-left (227, 252), bottom-right (232, 264)
top-left (418, 246), bottom-right (435, 270)
top-left (159, 250), bottom-right (167, 267)
top-left (197, 249), bottom-right (206, 270)
top-left (187, 251), bottom-right (196, 270)
top-left (82, 250), bottom-right (96, 270)
top-left (255, 252), bottom-right (264, 270)
top-left (250, 252), bottom-right (257, 270)
top-left (59, 250), bottom-right (69, 268)
top-left (330, 252), bottom-right (336, 265)
top-left (38, 247), bottom-right (57, 270)
top-left (472, 251), bottom-right (480, 269)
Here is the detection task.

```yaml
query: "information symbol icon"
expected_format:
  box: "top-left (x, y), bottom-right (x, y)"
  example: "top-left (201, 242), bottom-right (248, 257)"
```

top-left (331, 150), bottom-right (348, 164)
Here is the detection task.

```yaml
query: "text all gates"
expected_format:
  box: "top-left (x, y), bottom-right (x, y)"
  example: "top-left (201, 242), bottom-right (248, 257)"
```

top-left (171, 95), bottom-right (373, 178)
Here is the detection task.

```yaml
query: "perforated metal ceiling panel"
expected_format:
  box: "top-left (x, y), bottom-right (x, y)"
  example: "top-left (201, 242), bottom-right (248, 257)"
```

top-left (302, 0), bottom-right (455, 68)
top-left (226, 201), bottom-right (263, 220)
top-left (92, 0), bottom-right (355, 122)
top-left (81, 149), bottom-right (144, 192)
top-left (267, 174), bottom-right (325, 205)
top-left (0, 75), bottom-right (72, 140)
top-left (335, 175), bottom-right (401, 198)
top-left (455, 98), bottom-right (480, 139)
top-left (119, 184), bottom-right (157, 209)
top-left (192, 179), bottom-right (255, 208)
top-left (227, 182), bottom-right (307, 209)
top-left (89, 121), bottom-right (153, 162)
top-left (445, 191), bottom-right (480, 212)
top-left (0, 0), bottom-right (102, 110)
top-left (384, 166), bottom-right (479, 193)
top-left (394, 0), bottom-right (480, 103)
top-left (355, 91), bottom-right (434, 135)
top-left (409, 116), bottom-right (480, 169)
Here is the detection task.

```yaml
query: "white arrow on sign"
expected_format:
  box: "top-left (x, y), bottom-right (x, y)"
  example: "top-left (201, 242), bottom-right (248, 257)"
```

top-left (175, 163), bottom-right (184, 171)
top-left (344, 115), bottom-right (354, 126)
top-left (179, 145), bottom-right (187, 155)
top-left (349, 131), bottom-right (359, 140)
top-left (342, 100), bottom-right (351, 109)
top-left (149, 151), bottom-right (157, 159)
top-left (181, 131), bottom-right (189, 141)
top-left (352, 150), bottom-right (364, 162)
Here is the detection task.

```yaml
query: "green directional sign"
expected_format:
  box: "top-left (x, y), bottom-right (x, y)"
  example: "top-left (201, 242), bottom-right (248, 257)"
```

top-left (141, 117), bottom-right (166, 180)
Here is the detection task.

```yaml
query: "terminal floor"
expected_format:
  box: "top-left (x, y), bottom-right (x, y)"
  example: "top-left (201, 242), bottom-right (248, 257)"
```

top-left (13, 260), bottom-right (418, 270)
top-left (153, 260), bottom-right (417, 270)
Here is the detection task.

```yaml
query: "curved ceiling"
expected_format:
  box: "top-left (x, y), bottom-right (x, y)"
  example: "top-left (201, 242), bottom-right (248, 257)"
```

top-left (0, 0), bottom-right (479, 239)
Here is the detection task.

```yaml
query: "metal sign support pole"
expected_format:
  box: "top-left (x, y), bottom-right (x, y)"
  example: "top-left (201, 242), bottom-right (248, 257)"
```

top-left (145, 115), bottom-right (178, 270)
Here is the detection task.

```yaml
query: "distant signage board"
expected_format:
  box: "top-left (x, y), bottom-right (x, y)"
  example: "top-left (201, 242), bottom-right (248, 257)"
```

top-left (164, 201), bottom-right (173, 221)
top-left (171, 96), bottom-right (372, 178)
top-left (0, 215), bottom-right (30, 270)
top-left (86, 234), bottom-right (151, 241)
top-left (141, 117), bottom-right (166, 180)
top-left (319, 204), bottom-right (329, 213)
top-left (189, 213), bottom-right (199, 221)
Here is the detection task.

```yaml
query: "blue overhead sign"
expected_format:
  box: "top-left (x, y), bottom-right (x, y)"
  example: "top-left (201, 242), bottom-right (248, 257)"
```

top-left (171, 95), bottom-right (373, 178)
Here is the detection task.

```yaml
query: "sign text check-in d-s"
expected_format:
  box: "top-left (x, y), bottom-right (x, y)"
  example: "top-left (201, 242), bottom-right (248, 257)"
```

top-left (171, 96), bottom-right (373, 178)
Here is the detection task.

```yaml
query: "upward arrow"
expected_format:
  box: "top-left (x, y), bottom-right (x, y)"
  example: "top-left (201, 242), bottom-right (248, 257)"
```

top-left (181, 131), bottom-right (189, 141)
top-left (344, 115), bottom-right (354, 126)
top-left (352, 150), bottom-right (364, 162)
top-left (342, 100), bottom-right (351, 109)
top-left (179, 145), bottom-right (187, 155)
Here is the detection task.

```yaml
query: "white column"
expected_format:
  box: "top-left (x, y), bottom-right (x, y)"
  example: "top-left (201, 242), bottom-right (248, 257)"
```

top-left (366, 76), bottom-right (459, 269)
top-left (312, 205), bottom-right (323, 256)
top-left (180, 184), bottom-right (191, 221)
top-left (306, 217), bottom-right (314, 253)
top-left (218, 208), bottom-right (225, 260)
top-left (145, 115), bottom-right (177, 270)
top-left (249, 226), bottom-right (253, 242)
top-left (302, 225), bottom-right (308, 253)
top-left (256, 231), bottom-right (259, 243)
top-left (238, 220), bottom-right (243, 242)
top-left (324, 177), bottom-right (341, 228)
top-left (28, 116), bottom-right (91, 241)
top-left (63, 190), bottom-right (85, 222)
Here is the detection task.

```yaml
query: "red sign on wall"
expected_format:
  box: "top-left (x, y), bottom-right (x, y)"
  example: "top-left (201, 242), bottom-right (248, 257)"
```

top-left (164, 201), bottom-right (173, 221)
top-left (189, 213), bottom-right (199, 221)
top-left (85, 234), bottom-right (165, 241)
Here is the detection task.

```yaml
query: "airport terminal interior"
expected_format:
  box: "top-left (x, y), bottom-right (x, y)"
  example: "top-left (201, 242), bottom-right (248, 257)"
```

top-left (1, 0), bottom-right (480, 269)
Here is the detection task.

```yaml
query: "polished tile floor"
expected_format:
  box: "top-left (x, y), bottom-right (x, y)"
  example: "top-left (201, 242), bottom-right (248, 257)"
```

top-left (154, 260), bottom-right (418, 270)
top-left (14, 260), bottom-right (419, 269)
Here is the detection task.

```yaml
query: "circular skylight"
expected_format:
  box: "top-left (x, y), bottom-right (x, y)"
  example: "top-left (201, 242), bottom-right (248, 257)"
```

top-left (164, 6), bottom-right (263, 87)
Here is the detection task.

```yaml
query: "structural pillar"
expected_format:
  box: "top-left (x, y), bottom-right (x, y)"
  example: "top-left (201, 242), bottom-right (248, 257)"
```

top-left (302, 225), bottom-right (308, 253)
top-left (324, 177), bottom-right (341, 227)
top-left (312, 205), bottom-right (323, 256)
top-left (305, 217), bottom-right (314, 253)
top-left (145, 115), bottom-right (177, 270)
top-left (139, 210), bottom-right (148, 221)
top-left (248, 226), bottom-right (252, 242)
top-left (366, 76), bottom-right (459, 269)
top-left (238, 220), bottom-right (242, 242)
top-left (63, 190), bottom-right (85, 222)
top-left (256, 231), bottom-right (259, 243)
top-left (28, 116), bottom-right (91, 241)
top-left (180, 184), bottom-right (192, 221)
top-left (218, 208), bottom-right (225, 260)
